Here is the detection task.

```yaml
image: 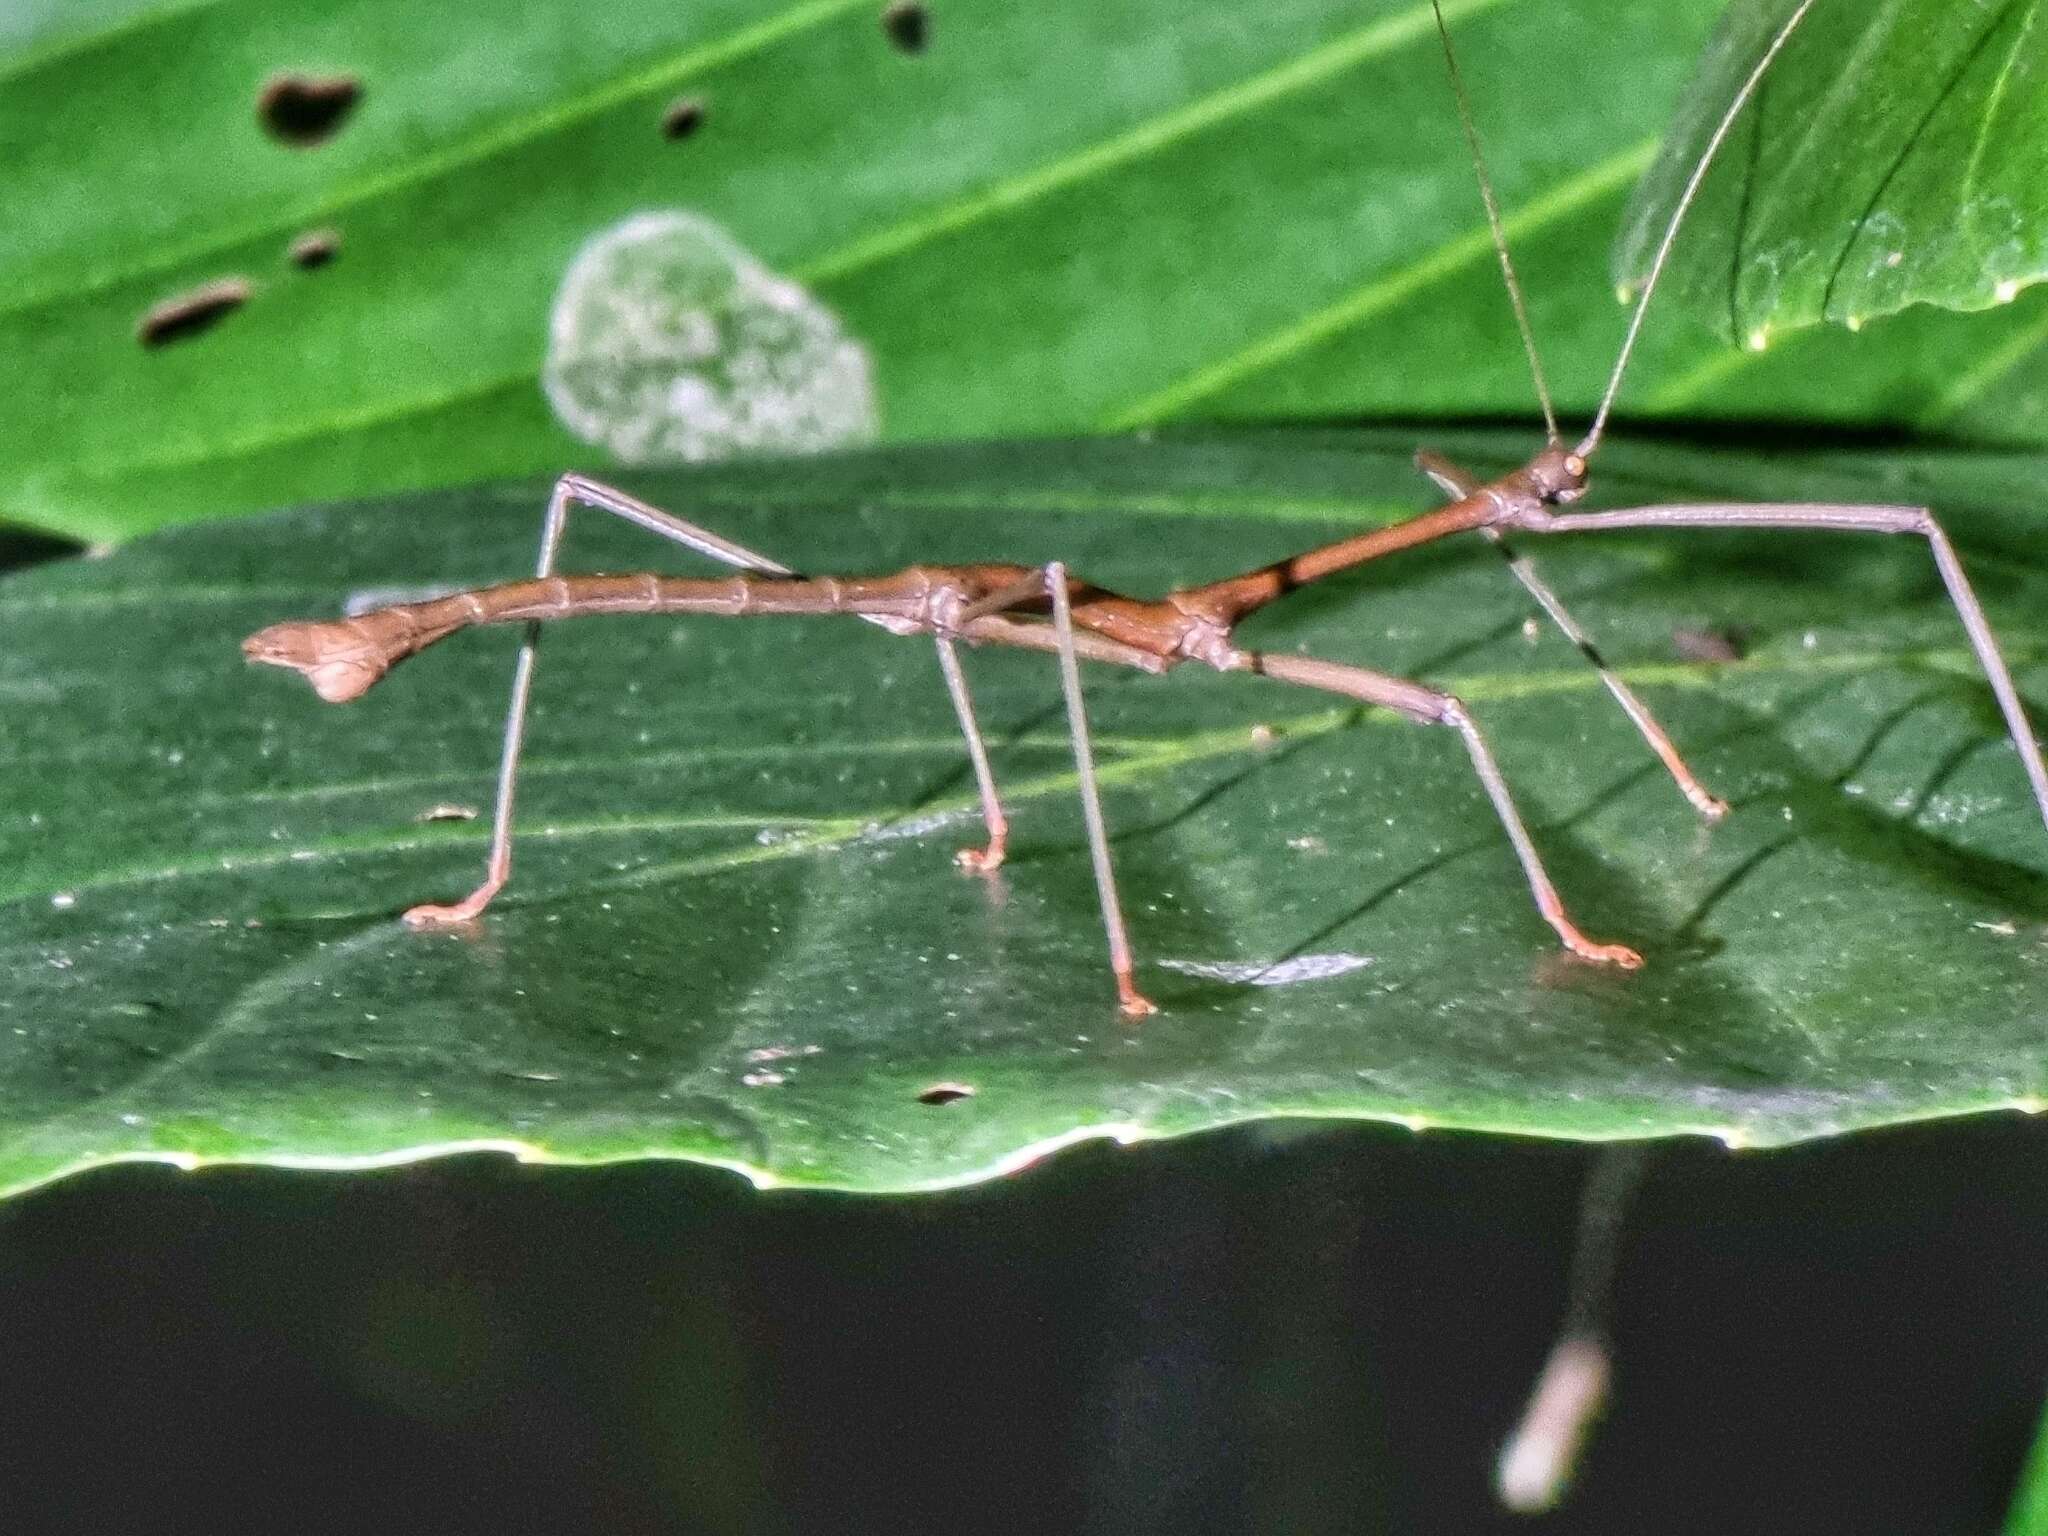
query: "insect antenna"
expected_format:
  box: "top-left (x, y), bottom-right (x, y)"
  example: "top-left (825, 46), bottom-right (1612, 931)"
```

top-left (1430, 0), bottom-right (1557, 443)
top-left (1577, 0), bottom-right (1822, 461)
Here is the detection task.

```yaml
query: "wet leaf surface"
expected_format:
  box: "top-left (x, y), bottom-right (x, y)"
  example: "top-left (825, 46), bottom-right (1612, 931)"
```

top-left (3, 430), bottom-right (2046, 1196)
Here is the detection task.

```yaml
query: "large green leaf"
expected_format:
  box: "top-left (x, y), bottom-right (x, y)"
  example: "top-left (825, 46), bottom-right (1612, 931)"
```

top-left (1616, 0), bottom-right (2048, 342)
top-left (11, 0), bottom-right (2048, 544)
top-left (4, 431), bottom-right (2046, 1197)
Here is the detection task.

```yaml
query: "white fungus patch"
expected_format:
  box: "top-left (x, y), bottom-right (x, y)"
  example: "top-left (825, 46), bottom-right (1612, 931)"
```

top-left (543, 210), bottom-right (878, 463)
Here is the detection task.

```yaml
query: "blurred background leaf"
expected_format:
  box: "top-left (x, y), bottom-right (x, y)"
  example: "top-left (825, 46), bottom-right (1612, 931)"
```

top-left (1619, 0), bottom-right (2048, 346)
top-left (9, 0), bottom-right (2048, 544)
top-left (5, 431), bottom-right (2046, 1194)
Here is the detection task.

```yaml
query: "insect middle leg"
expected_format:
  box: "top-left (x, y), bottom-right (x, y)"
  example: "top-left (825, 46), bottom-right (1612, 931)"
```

top-left (936, 564), bottom-right (1158, 1016)
top-left (1522, 501), bottom-right (2048, 836)
top-left (1242, 648), bottom-right (1643, 968)
top-left (1416, 451), bottom-right (1727, 821)
top-left (926, 566), bottom-right (1067, 874)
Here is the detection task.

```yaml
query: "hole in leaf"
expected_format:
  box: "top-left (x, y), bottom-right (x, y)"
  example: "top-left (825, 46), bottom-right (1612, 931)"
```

top-left (1672, 625), bottom-right (1749, 664)
top-left (881, 1), bottom-right (930, 54)
top-left (258, 73), bottom-right (363, 145)
top-left (136, 278), bottom-right (252, 347)
top-left (916, 1083), bottom-right (974, 1105)
top-left (288, 228), bottom-right (341, 270)
top-left (661, 96), bottom-right (706, 140)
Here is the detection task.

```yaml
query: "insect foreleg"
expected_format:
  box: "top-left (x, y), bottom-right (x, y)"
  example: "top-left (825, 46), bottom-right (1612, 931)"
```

top-left (1416, 451), bottom-right (1727, 821)
top-left (1520, 501), bottom-right (2048, 836)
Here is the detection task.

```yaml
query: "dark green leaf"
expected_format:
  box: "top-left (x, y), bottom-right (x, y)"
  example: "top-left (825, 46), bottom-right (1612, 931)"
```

top-left (1616, 0), bottom-right (2048, 342)
top-left (10, 0), bottom-right (2048, 544)
top-left (3, 431), bottom-right (2046, 1196)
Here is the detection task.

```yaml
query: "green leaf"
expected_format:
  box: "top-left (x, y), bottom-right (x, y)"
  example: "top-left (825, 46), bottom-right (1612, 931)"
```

top-left (11, 0), bottom-right (2048, 544)
top-left (1616, 0), bottom-right (2048, 343)
top-left (4, 431), bottom-right (2047, 1197)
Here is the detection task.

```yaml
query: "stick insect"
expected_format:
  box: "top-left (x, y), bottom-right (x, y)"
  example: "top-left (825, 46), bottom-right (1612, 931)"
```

top-left (245, 0), bottom-right (2048, 1019)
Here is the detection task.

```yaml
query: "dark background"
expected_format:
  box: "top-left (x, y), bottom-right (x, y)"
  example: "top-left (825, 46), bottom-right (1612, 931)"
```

top-left (0, 1112), bottom-right (2041, 1534)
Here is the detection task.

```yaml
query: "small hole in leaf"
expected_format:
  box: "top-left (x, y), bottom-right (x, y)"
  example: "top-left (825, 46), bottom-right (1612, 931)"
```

top-left (661, 96), bottom-right (706, 140)
top-left (916, 1082), bottom-right (974, 1106)
top-left (136, 278), bottom-right (252, 347)
top-left (881, 1), bottom-right (930, 54)
top-left (1672, 625), bottom-right (1749, 664)
top-left (258, 73), bottom-right (363, 145)
top-left (288, 228), bottom-right (341, 270)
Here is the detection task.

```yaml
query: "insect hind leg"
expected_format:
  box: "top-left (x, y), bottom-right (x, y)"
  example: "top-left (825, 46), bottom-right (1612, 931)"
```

top-left (403, 474), bottom-right (797, 928)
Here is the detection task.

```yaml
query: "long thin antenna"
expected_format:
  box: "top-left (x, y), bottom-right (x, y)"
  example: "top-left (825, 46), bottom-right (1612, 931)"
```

top-left (1577, 0), bottom-right (1822, 460)
top-left (1431, 0), bottom-right (1558, 443)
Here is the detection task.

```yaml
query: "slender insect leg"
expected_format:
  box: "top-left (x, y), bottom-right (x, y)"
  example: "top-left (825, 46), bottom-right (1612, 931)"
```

top-left (1246, 649), bottom-right (1643, 968)
top-left (1529, 502), bottom-right (2048, 837)
top-left (1487, 532), bottom-right (1728, 820)
top-left (934, 557), bottom-right (1140, 874)
top-left (933, 635), bottom-right (1010, 871)
top-left (1046, 562), bottom-right (1158, 1018)
top-left (1416, 451), bottom-right (1727, 820)
top-left (404, 475), bottom-right (795, 928)
top-left (931, 566), bottom-right (1120, 872)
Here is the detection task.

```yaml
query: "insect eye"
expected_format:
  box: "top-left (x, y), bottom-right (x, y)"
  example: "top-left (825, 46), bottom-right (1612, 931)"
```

top-left (1563, 454), bottom-right (1586, 479)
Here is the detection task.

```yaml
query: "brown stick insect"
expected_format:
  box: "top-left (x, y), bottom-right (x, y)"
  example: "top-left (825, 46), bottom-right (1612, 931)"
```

top-left (244, 0), bottom-right (2048, 1018)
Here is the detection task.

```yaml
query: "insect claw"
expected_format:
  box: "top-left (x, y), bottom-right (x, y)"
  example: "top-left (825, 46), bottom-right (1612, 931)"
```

top-left (1117, 976), bottom-right (1159, 1018)
top-left (403, 882), bottom-right (502, 928)
top-left (1573, 938), bottom-right (1644, 970)
top-left (955, 842), bottom-right (1005, 873)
